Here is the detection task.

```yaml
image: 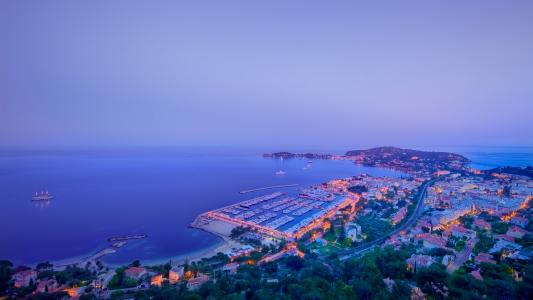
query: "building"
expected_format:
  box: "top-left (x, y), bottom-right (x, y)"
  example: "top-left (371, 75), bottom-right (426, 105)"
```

top-left (470, 269), bottom-right (483, 280)
top-left (151, 274), bottom-right (163, 287)
top-left (36, 279), bottom-right (60, 293)
top-left (221, 262), bottom-right (239, 274)
top-left (169, 266), bottom-right (184, 284)
top-left (406, 254), bottom-right (433, 271)
top-left (489, 240), bottom-right (522, 254)
top-left (449, 225), bottom-right (475, 239)
top-left (510, 216), bottom-right (529, 228)
top-left (507, 226), bottom-right (528, 239)
top-left (495, 234), bottom-right (515, 242)
top-left (13, 270), bottom-right (37, 288)
top-left (391, 206), bottom-right (408, 225)
top-left (472, 218), bottom-right (491, 231)
top-left (417, 233), bottom-right (447, 249)
top-left (474, 253), bottom-right (496, 264)
top-left (63, 287), bottom-right (82, 298)
top-left (187, 273), bottom-right (210, 290)
top-left (441, 255), bottom-right (454, 267)
top-left (124, 267), bottom-right (147, 280)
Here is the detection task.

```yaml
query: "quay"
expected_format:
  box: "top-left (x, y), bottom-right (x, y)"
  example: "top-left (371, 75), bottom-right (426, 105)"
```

top-left (108, 234), bottom-right (147, 242)
top-left (239, 184), bottom-right (299, 194)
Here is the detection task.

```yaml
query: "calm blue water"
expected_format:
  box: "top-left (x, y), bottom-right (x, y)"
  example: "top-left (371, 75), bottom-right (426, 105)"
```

top-left (0, 147), bottom-right (530, 266)
top-left (0, 148), bottom-right (402, 266)
top-left (418, 146), bottom-right (533, 170)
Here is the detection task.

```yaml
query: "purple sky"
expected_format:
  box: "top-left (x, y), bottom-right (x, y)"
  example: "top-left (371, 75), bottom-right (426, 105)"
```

top-left (1, 1), bottom-right (532, 149)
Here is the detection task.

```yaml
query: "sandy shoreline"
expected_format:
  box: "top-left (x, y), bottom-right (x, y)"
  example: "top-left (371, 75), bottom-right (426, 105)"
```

top-left (47, 218), bottom-right (242, 270)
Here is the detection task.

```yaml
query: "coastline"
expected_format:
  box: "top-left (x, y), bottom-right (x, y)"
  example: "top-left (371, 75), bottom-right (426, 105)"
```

top-left (47, 218), bottom-right (243, 270)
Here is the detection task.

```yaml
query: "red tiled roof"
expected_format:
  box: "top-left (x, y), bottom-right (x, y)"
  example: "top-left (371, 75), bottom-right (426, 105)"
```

top-left (508, 225), bottom-right (528, 234)
top-left (124, 267), bottom-right (146, 276)
top-left (495, 234), bottom-right (515, 242)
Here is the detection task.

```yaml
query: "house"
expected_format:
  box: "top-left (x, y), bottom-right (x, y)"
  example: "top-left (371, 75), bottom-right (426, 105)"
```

top-left (406, 254), bottom-right (433, 271)
top-left (489, 240), bottom-right (522, 254)
top-left (474, 253), bottom-right (496, 264)
top-left (346, 224), bottom-right (362, 241)
top-left (391, 206), bottom-right (408, 225)
top-left (63, 287), bottom-right (82, 298)
top-left (411, 287), bottom-right (425, 300)
top-left (221, 262), bottom-right (239, 274)
top-left (495, 234), bottom-right (515, 242)
top-left (224, 245), bottom-right (254, 260)
top-left (13, 269), bottom-right (37, 288)
top-left (124, 267), bottom-right (147, 280)
top-left (151, 274), bottom-right (163, 287)
top-left (169, 266), bottom-right (184, 284)
top-left (473, 219), bottom-right (491, 231)
top-left (510, 216), bottom-right (529, 228)
top-left (507, 226), bottom-right (528, 239)
top-left (470, 269), bottom-right (483, 280)
top-left (508, 249), bottom-right (533, 260)
top-left (36, 279), bottom-right (60, 293)
top-left (186, 273), bottom-right (210, 290)
top-left (417, 233), bottom-right (447, 249)
top-left (441, 255), bottom-right (454, 267)
top-left (449, 225), bottom-right (475, 239)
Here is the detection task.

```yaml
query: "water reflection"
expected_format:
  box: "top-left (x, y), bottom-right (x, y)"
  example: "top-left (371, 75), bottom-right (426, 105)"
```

top-left (32, 200), bottom-right (51, 208)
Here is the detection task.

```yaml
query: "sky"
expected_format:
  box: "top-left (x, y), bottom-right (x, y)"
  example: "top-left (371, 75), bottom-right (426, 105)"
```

top-left (1, 1), bottom-right (532, 150)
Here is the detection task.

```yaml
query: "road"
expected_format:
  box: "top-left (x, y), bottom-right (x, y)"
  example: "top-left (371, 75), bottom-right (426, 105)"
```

top-left (447, 238), bottom-right (477, 273)
top-left (340, 179), bottom-right (433, 260)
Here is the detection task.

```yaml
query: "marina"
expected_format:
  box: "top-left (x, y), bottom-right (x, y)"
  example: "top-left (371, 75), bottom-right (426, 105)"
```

top-left (194, 186), bottom-right (358, 241)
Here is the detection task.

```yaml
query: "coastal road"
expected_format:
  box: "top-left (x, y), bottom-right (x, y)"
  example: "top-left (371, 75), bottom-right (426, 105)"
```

top-left (340, 179), bottom-right (433, 260)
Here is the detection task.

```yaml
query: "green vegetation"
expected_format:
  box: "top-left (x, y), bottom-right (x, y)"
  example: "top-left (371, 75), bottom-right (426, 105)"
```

top-left (230, 226), bottom-right (250, 238)
top-left (357, 214), bottom-right (392, 242)
top-left (459, 215), bottom-right (474, 229)
top-left (0, 260), bottom-right (13, 296)
top-left (103, 244), bottom-right (533, 300)
top-left (348, 185), bottom-right (368, 194)
top-left (491, 221), bottom-right (511, 234)
top-left (108, 267), bottom-right (140, 290)
top-left (474, 231), bottom-right (495, 254)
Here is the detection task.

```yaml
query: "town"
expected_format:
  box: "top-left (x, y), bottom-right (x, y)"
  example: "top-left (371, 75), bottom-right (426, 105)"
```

top-left (1, 149), bottom-right (532, 299)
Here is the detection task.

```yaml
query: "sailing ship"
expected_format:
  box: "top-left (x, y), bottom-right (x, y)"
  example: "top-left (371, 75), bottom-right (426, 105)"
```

top-left (32, 191), bottom-right (53, 201)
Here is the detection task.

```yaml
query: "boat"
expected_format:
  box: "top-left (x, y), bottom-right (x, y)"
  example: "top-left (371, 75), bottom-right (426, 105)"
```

top-left (32, 191), bottom-right (53, 201)
top-left (275, 170), bottom-right (286, 175)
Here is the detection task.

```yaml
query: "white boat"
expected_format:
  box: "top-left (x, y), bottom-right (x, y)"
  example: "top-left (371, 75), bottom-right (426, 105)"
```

top-left (275, 170), bottom-right (286, 175)
top-left (32, 191), bottom-right (53, 201)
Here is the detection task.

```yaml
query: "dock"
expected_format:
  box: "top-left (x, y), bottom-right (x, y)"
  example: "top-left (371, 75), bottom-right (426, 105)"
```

top-left (239, 184), bottom-right (299, 194)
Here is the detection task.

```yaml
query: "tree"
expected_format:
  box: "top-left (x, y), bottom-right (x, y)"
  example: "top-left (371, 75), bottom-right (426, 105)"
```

top-left (36, 261), bottom-right (53, 271)
top-left (285, 256), bottom-right (304, 271)
top-left (415, 264), bottom-right (449, 298)
top-left (517, 262), bottom-right (533, 299)
top-left (391, 280), bottom-right (411, 300)
top-left (0, 260), bottom-right (13, 295)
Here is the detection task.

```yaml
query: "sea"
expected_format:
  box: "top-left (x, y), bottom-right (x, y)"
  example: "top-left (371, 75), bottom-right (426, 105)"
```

top-left (0, 146), bottom-right (531, 266)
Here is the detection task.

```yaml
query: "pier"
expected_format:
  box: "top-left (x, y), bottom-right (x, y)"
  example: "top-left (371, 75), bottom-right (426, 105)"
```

top-left (239, 184), bottom-right (299, 194)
